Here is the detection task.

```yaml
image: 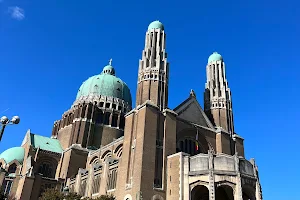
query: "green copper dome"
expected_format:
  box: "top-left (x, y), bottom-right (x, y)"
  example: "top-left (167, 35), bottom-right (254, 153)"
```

top-left (208, 52), bottom-right (223, 63)
top-left (76, 63), bottom-right (132, 105)
top-left (148, 20), bottom-right (164, 30)
top-left (0, 147), bottom-right (25, 164)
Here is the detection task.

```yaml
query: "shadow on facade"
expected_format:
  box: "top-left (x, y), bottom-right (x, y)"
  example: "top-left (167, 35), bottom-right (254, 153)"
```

top-left (191, 185), bottom-right (209, 200)
top-left (215, 185), bottom-right (234, 200)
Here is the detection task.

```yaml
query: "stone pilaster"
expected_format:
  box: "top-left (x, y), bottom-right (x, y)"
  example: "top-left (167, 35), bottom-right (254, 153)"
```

top-left (99, 160), bottom-right (109, 195)
top-left (86, 169), bottom-right (93, 198)
top-left (74, 172), bottom-right (82, 194)
top-left (0, 170), bottom-right (6, 187)
top-left (234, 153), bottom-right (243, 200)
top-left (208, 150), bottom-right (215, 200)
top-left (183, 154), bottom-right (190, 200)
top-left (250, 158), bottom-right (263, 200)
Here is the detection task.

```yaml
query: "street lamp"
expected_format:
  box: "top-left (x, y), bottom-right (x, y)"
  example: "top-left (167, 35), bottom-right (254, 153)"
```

top-left (0, 116), bottom-right (20, 141)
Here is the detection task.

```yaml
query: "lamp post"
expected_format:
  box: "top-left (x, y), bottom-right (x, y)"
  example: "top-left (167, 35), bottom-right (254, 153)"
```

top-left (0, 116), bottom-right (20, 141)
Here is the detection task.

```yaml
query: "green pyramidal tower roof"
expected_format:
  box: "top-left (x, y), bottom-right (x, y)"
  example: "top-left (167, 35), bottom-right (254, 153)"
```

top-left (76, 62), bottom-right (132, 106)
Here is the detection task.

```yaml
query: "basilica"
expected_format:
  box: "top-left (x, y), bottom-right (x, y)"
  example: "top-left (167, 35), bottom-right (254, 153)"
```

top-left (0, 20), bottom-right (263, 200)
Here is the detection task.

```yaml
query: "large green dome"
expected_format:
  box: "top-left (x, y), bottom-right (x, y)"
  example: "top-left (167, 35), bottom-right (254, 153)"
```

top-left (76, 63), bottom-right (132, 105)
top-left (0, 147), bottom-right (25, 164)
top-left (148, 20), bottom-right (164, 30)
top-left (208, 52), bottom-right (223, 63)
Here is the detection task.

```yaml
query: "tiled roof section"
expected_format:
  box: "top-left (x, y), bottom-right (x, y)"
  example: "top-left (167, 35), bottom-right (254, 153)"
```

top-left (30, 133), bottom-right (63, 154)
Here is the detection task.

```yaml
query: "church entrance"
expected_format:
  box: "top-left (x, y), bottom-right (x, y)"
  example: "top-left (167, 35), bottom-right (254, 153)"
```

top-left (191, 185), bottom-right (209, 200)
top-left (215, 185), bottom-right (234, 200)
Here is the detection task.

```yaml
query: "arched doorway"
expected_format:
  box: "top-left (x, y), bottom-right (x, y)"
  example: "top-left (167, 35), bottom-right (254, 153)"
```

top-left (191, 185), bottom-right (209, 200)
top-left (242, 186), bottom-right (256, 200)
top-left (215, 185), bottom-right (234, 200)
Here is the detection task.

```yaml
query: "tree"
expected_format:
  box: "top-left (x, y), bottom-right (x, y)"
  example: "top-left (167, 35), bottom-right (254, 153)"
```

top-left (94, 195), bottom-right (115, 200)
top-left (39, 188), bottom-right (82, 200)
top-left (39, 188), bottom-right (115, 200)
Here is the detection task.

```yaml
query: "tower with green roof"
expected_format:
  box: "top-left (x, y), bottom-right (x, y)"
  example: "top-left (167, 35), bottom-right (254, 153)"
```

top-left (135, 20), bottom-right (169, 110)
top-left (204, 52), bottom-right (234, 134)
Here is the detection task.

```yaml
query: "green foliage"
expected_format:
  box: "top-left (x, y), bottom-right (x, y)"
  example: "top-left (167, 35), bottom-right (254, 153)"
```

top-left (39, 188), bottom-right (82, 200)
top-left (39, 188), bottom-right (115, 200)
top-left (94, 195), bottom-right (116, 200)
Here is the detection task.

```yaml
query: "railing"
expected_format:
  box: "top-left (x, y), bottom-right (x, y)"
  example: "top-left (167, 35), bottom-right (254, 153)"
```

top-left (189, 153), bottom-right (255, 177)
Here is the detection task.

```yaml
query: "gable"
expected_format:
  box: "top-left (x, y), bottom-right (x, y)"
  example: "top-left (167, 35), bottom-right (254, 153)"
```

top-left (174, 96), bottom-right (214, 129)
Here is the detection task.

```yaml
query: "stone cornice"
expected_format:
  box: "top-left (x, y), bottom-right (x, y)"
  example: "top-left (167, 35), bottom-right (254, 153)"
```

top-left (233, 134), bottom-right (244, 140)
top-left (64, 144), bottom-right (89, 154)
top-left (32, 147), bottom-right (62, 157)
top-left (162, 108), bottom-right (178, 116)
top-left (136, 100), bottom-right (159, 111)
top-left (124, 108), bottom-right (136, 117)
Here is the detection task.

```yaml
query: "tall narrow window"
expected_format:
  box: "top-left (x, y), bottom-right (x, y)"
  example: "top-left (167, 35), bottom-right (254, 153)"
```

top-left (111, 114), bottom-right (118, 127)
top-left (104, 113), bottom-right (111, 125)
top-left (96, 112), bottom-right (103, 124)
top-left (119, 116), bottom-right (125, 129)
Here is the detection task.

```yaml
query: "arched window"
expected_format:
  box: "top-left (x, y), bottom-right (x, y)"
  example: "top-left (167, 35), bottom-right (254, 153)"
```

top-left (101, 150), bottom-right (112, 161)
top-left (8, 163), bottom-right (17, 173)
top-left (114, 144), bottom-right (123, 158)
top-left (38, 162), bottom-right (54, 178)
top-left (90, 156), bottom-right (99, 165)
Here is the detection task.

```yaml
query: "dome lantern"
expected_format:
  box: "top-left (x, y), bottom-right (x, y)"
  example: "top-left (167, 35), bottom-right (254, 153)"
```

top-left (101, 59), bottom-right (115, 76)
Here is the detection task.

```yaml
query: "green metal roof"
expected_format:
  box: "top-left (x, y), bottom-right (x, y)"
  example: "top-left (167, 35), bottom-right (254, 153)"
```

top-left (208, 52), bottom-right (223, 63)
top-left (76, 65), bottom-right (132, 105)
top-left (30, 134), bottom-right (63, 154)
top-left (0, 147), bottom-right (25, 164)
top-left (148, 20), bottom-right (164, 30)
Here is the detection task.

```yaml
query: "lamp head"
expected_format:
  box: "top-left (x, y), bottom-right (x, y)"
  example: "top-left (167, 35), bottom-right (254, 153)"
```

top-left (11, 116), bottom-right (20, 124)
top-left (0, 116), bottom-right (9, 124)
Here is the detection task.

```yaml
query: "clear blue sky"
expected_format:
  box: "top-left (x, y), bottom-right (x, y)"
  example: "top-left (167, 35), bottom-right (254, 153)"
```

top-left (0, 0), bottom-right (299, 199)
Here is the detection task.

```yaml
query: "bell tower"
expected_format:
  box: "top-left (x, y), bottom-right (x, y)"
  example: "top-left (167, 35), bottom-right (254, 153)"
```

top-left (135, 20), bottom-right (169, 111)
top-left (116, 21), bottom-right (177, 200)
top-left (204, 52), bottom-right (234, 134)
